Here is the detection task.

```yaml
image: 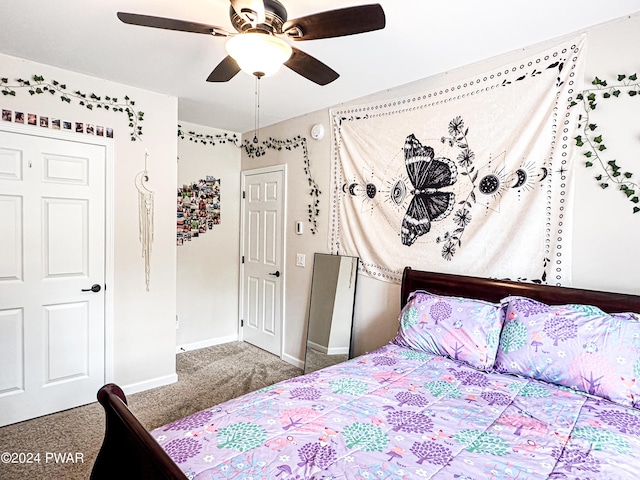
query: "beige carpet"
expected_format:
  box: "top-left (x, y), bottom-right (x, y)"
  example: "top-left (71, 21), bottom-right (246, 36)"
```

top-left (0, 341), bottom-right (302, 480)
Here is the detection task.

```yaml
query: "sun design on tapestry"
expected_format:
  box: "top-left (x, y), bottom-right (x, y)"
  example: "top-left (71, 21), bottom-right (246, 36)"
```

top-left (343, 116), bottom-right (549, 261)
top-left (460, 155), bottom-right (540, 213)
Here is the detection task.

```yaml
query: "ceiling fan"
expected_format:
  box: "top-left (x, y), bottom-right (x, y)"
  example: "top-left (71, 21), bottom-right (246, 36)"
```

top-left (117, 0), bottom-right (386, 86)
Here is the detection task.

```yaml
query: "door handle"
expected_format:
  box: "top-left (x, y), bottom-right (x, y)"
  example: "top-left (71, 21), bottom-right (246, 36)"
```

top-left (82, 284), bottom-right (102, 293)
top-left (268, 271), bottom-right (280, 278)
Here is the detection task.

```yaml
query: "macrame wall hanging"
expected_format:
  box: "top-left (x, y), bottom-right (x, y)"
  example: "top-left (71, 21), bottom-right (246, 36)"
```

top-left (135, 150), bottom-right (154, 291)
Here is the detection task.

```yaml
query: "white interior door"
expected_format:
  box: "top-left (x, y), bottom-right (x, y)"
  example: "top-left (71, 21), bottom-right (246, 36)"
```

top-left (241, 167), bottom-right (286, 357)
top-left (0, 129), bottom-right (106, 427)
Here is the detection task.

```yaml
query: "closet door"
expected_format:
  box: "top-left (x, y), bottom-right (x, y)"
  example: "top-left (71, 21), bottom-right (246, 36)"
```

top-left (0, 129), bottom-right (106, 426)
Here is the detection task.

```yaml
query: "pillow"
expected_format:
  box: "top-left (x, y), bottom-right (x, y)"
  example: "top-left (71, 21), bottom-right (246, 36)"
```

top-left (393, 290), bottom-right (504, 370)
top-left (494, 296), bottom-right (640, 408)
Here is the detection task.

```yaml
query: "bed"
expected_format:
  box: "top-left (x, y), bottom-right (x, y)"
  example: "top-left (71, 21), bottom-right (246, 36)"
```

top-left (91, 267), bottom-right (640, 479)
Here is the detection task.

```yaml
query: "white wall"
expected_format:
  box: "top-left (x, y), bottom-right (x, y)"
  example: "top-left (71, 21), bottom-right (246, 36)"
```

top-left (176, 122), bottom-right (241, 351)
top-left (571, 16), bottom-right (640, 294)
top-left (0, 53), bottom-right (178, 392)
top-left (241, 12), bottom-right (640, 363)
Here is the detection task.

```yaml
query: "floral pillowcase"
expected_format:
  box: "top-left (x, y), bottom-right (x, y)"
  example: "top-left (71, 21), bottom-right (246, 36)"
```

top-left (494, 296), bottom-right (640, 408)
top-left (393, 290), bottom-right (504, 371)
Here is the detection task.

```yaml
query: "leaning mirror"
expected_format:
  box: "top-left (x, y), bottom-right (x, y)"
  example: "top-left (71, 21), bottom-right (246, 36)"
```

top-left (304, 253), bottom-right (359, 374)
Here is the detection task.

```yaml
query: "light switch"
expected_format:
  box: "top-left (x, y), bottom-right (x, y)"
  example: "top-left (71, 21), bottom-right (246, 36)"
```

top-left (296, 253), bottom-right (305, 267)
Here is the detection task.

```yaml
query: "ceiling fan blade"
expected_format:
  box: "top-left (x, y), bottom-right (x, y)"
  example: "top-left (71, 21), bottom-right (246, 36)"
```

top-left (229, 0), bottom-right (266, 25)
top-left (284, 47), bottom-right (339, 86)
top-left (283, 4), bottom-right (385, 40)
top-left (117, 12), bottom-right (230, 36)
top-left (206, 56), bottom-right (241, 82)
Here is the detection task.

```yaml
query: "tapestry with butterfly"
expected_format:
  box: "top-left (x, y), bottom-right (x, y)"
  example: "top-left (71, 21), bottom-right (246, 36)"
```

top-left (329, 36), bottom-right (586, 285)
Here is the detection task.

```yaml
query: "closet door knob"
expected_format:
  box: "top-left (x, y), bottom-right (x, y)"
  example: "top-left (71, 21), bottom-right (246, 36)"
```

top-left (82, 284), bottom-right (102, 293)
top-left (268, 271), bottom-right (280, 278)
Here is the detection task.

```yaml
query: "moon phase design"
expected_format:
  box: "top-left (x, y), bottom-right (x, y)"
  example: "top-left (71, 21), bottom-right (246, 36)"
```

top-left (512, 168), bottom-right (528, 188)
top-left (539, 167), bottom-right (549, 181)
top-left (366, 183), bottom-right (377, 199)
top-left (343, 180), bottom-right (379, 199)
top-left (479, 174), bottom-right (500, 195)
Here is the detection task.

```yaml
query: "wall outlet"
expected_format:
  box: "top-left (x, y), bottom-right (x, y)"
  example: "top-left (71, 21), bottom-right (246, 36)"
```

top-left (296, 253), bottom-right (305, 267)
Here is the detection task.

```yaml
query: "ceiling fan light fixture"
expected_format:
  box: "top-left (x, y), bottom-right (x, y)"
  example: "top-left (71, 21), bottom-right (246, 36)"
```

top-left (225, 33), bottom-right (292, 77)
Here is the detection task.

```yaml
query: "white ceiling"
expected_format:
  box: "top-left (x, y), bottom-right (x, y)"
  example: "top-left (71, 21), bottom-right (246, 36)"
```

top-left (1, 1), bottom-right (639, 133)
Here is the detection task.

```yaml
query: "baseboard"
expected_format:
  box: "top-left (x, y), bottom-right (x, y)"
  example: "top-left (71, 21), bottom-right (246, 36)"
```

top-left (121, 373), bottom-right (178, 396)
top-left (327, 346), bottom-right (349, 355)
top-left (306, 340), bottom-right (328, 355)
top-left (176, 334), bottom-right (239, 354)
top-left (282, 352), bottom-right (304, 369)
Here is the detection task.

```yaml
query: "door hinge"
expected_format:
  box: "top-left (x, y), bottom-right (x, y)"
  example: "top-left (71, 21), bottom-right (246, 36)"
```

top-left (241, 255), bottom-right (245, 264)
top-left (242, 191), bottom-right (245, 199)
top-left (241, 319), bottom-right (244, 327)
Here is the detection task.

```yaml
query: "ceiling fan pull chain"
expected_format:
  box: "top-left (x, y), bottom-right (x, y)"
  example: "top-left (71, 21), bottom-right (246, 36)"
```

top-left (253, 74), bottom-right (261, 144)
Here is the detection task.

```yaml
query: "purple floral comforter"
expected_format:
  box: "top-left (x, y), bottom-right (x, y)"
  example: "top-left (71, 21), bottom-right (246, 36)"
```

top-left (151, 344), bottom-right (640, 479)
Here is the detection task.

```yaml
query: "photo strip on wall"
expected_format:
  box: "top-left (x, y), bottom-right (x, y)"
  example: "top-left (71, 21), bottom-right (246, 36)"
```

top-left (1, 107), bottom-right (113, 138)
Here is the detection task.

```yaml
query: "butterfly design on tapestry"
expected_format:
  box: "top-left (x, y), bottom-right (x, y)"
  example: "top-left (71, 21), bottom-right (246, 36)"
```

top-left (401, 134), bottom-right (458, 246)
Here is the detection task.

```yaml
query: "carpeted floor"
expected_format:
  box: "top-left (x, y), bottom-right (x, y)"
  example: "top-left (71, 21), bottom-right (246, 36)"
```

top-left (0, 341), bottom-right (302, 480)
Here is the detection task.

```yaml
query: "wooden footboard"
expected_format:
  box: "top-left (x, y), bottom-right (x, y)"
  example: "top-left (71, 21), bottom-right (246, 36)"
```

top-left (91, 383), bottom-right (187, 480)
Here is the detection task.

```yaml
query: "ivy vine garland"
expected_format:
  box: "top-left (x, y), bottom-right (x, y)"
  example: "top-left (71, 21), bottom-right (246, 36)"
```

top-left (572, 73), bottom-right (639, 213)
top-left (251, 136), bottom-right (322, 235)
top-left (1, 75), bottom-right (321, 226)
top-left (177, 126), bottom-right (240, 147)
top-left (1, 74), bottom-right (144, 141)
top-left (178, 127), bottom-right (321, 234)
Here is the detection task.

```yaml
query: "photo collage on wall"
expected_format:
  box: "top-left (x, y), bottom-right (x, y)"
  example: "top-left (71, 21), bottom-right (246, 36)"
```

top-left (2, 107), bottom-right (113, 137)
top-left (177, 176), bottom-right (221, 246)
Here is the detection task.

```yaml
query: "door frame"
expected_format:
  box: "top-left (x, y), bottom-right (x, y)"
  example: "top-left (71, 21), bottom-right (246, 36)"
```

top-left (239, 164), bottom-right (287, 358)
top-left (0, 122), bottom-right (115, 384)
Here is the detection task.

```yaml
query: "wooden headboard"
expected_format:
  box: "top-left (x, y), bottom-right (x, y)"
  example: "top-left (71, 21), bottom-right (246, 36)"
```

top-left (401, 267), bottom-right (640, 313)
